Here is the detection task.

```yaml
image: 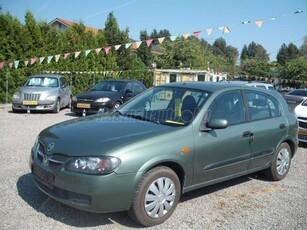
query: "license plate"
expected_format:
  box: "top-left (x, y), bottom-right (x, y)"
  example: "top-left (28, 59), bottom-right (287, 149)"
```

top-left (23, 100), bottom-right (38, 105)
top-left (32, 165), bottom-right (54, 189)
top-left (77, 103), bottom-right (91, 109)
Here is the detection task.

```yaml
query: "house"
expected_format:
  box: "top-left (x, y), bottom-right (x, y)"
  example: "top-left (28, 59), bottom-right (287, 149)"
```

top-left (49, 18), bottom-right (100, 35)
top-left (153, 68), bottom-right (227, 86)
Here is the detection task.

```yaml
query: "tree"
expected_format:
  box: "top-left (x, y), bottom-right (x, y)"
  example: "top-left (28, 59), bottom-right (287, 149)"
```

top-left (137, 30), bottom-right (153, 67)
top-left (277, 43), bottom-right (300, 65)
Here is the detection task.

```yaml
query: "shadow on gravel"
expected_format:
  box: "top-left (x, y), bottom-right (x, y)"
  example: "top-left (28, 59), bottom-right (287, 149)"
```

top-left (299, 142), bottom-right (307, 148)
top-left (16, 173), bottom-right (141, 228)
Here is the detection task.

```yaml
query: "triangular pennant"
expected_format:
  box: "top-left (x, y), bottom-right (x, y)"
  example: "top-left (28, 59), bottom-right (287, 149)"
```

top-left (39, 57), bottom-right (45, 63)
top-left (55, 54), bottom-right (60, 62)
top-left (242, 20), bottom-right (251, 24)
top-left (105, 46), bottom-right (112, 55)
top-left (206, 28), bottom-right (213, 35)
top-left (182, 33), bottom-right (190, 39)
top-left (64, 53), bottom-right (70, 59)
top-left (125, 43), bottom-right (132, 49)
top-left (170, 36), bottom-right (177, 41)
top-left (14, 60), bottom-right (20, 69)
top-left (193, 31), bottom-right (201, 38)
top-left (85, 50), bottom-right (91, 57)
top-left (114, 45), bottom-right (121, 50)
top-left (9, 63), bottom-right (13, 68)
top-left (75, 51), bottom-right (81, 58)
top-left (30, 58), bottom-right (37, 65)
top-left (223, 26), bottom-right (231, 33)
top-left (47, 56), bottom-right (53, 63)
top-left (255, 19), bottom-right (263, 28)
top-left (146, 39), bottom-right (153, 47)
top-left (270, 17), bottom-right (277, 21)
top-left (0, 62), bottom-right (4, 69)
top-left (95, 48), bottom-right (102, 54)
top-left (132, 41), bottom-right (142, 49)
top-left (158, 37), bottom-right (165, 44)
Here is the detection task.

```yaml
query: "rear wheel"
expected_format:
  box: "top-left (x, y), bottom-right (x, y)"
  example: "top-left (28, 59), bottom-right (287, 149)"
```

top-left (113, 102), bottom-right (121, 110)
top-left (265, 142), bottom-right (292, 181)
top-left (129, 166), bottom-right (181, 227)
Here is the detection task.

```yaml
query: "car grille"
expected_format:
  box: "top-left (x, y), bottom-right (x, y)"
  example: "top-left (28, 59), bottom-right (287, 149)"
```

top-left (298, 120), bottom-right (307, 129)
top-left (36, 143), bottom-right (68, 169)
top-left (24, 93), bottom-right (40, 100)
top-left (78, 98), bottom-right (94, 102)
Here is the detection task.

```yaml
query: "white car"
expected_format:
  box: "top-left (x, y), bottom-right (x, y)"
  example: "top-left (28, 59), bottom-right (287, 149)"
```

top-left (294, 99), bottom-right (307, 143)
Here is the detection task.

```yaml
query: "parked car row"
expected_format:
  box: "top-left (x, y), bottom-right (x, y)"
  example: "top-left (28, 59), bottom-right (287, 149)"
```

top-left (29, 80), bottom-right (299, 226)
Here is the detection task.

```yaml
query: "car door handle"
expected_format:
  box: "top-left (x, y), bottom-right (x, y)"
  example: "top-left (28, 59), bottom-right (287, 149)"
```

top-left (279, 123), bottom-right (286, 129)
top-left (242, 131), bottom-right (253, 138)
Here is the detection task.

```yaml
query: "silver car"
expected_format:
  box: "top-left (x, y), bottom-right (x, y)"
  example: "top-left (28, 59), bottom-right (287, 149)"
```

top-left (12, 74), bottom-right (71, 113)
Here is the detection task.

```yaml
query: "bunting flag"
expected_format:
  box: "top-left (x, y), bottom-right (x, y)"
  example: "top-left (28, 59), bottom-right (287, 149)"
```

top-left (193, 31), bottom-right (201, 38)
top-left (125, 43), bottom-right (132, 49)
top-left (182, 33), bottom-right (190, 39)
top-left (146, 39), bottom-right (153, 47)
top-left (75, 51), bottom-right (81, 58)
top-left (158, 37), bottom-right (165, 43)
top-left (39, 57), bottom-right (45, 63)
top-left (64, 53), bottom-right (70, 59)
top-left (223, 26), bottom-right (231, 33)
top-left (47, 55), bottom-right (53, 63)
top-left (55, 54), bottom-right (60, 62)
top-left (206, 28), bottom-right (213, 35)
top-left (132, 41), bottom-right (142, 49)
top-left (85, 50), bottom-right (91, 57)
top-left (1, 9), bottom-right (303, 70)
top-left (170, 35), bottom-right (177, 41)
top-left (14, 60), bottom-right (19, 69)
top-left (105, 46), bottom-right (112, 55)
top-left (95, 48), bottom-right (102, 54)
top-left (30, 58), bottom-right (37, 65)
top-left (255, 19), bottom-right (263, 28)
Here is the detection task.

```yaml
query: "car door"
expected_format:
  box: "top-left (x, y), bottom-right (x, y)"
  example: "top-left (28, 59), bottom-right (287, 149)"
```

top-left (59, 77), bottom-right (70, 106)
top-left (123, 82), bottom-right (135, 102)
top-left (193, 90), bottom-right (252, 185)
top-left (243, 90), bottom-right (287, 170)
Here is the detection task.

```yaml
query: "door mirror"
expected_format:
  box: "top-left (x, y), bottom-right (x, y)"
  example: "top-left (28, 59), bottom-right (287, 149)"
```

top-left (200, 118), bottom-right (228, 131)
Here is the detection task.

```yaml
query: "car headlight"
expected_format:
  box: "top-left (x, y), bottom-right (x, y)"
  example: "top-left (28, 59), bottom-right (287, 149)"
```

top-left (13, 92), bottom-right (20, 99)
top-left (72, 96), bottom-right (77, 102)
top-left (95, 97), bottom-right (111, 103)
top-left (65, 156), bottom-right (121, 175)
top-left (45, 95), bottom-right (57, 100)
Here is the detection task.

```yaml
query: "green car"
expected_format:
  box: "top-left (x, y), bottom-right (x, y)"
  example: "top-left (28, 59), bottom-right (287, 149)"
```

top-left (30, 82), bottom-right (298, 226)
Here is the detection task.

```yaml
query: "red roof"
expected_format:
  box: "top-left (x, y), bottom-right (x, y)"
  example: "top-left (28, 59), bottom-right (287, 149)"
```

top-left (49, 18), bottom-right (99, 35)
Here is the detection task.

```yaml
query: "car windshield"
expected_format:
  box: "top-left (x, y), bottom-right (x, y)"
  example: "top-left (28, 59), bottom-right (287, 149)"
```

top-left (288, 90), bottom-right (307, 96)
top-left (118, 86), bottom-right (210, 126)
top-left (91, 81), bottom-right (125, 92)
top-left (24, 77), bottom-right (59, 87)
top-left (302, 99), bottom-right (307, 106)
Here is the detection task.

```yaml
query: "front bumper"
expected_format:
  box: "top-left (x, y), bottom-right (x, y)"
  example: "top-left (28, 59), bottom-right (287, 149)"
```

top-left (29, 149), bottom-right (137, 213)
top-left (71, 101), bottom-right (113, 115)
top-left (297, 118), bottom-right (307, 143)
top-left (12, 99), bottom-right (57, 111)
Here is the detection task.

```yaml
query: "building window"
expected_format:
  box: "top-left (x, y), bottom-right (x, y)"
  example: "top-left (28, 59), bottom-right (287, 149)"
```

top-left (169, 74), bottom-right (177, 82)
top-left (198, 74), bottom-right (205, 81)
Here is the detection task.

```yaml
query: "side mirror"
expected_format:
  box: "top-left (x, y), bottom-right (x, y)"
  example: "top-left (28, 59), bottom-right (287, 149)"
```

top-left (200, 118), bottom-right (228, 131)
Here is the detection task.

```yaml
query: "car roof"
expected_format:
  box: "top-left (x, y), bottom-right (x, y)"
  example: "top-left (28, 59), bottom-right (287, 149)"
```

top-left (158, 81), bottom-right (256, 93)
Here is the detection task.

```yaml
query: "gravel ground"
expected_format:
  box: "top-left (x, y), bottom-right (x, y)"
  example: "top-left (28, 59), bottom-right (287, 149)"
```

top-left (0, 104), bottom-right (306, 230)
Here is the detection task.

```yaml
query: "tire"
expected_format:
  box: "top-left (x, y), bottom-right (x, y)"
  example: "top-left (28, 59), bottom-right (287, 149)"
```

top-left (113, 102), bottom-right (121, 110)
top-left (53, 98), bottom-right (60, 113)
top-left (264, 142), bottom-right (292, 181)
top-left (129, 166), bottom-right (181, 227)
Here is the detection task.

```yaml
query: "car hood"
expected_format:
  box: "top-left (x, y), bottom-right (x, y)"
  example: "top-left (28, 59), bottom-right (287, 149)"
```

top-left (295, 104), bottom-right (307, 118)
top-left (76, 90), bottom-right (119, 100)
top-left (19, 86), bottom-right (58, 94)
top-left (39, 115), bottom-right (175, 156)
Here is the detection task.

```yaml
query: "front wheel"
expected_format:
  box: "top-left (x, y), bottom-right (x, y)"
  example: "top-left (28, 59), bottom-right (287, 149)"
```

top-left (129, 166), bottom-right (181, 227)
top-left (113, 102), bottom-right (121, 110)
top-left (264, 142), bottom-right (292, 181)
top-left (53, 98), bottom-right (60, 113)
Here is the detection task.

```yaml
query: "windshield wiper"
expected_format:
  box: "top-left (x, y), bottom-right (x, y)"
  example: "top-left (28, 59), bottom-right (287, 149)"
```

top-left (126, 114), bottom-right (160, 124)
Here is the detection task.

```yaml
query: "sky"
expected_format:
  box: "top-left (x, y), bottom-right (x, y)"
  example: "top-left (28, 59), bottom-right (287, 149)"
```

top-left (1, 0), bottom-right (307, 61)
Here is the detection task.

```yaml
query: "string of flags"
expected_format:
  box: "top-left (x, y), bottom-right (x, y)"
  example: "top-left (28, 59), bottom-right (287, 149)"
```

top-left (0, 9), bottom-right (304, 70)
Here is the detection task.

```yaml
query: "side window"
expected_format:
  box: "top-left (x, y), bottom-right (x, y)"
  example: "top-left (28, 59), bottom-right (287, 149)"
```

top-left (125, 82), bottom-right (134, 92)
top-left (134, 82), bottom-right (145, 94)
top-left (60, 77), bottom-right (67, 87)
top-left (209, 91), bottom-right (245, 126)
top-left (245, 91), bottom-right (271, 120)
top-left (267, 95), bottom-right (281, 117)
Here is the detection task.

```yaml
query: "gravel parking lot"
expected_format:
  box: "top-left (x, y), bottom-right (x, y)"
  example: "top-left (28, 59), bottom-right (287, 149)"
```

top-left (0, 104), bottom-right (306, 230)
